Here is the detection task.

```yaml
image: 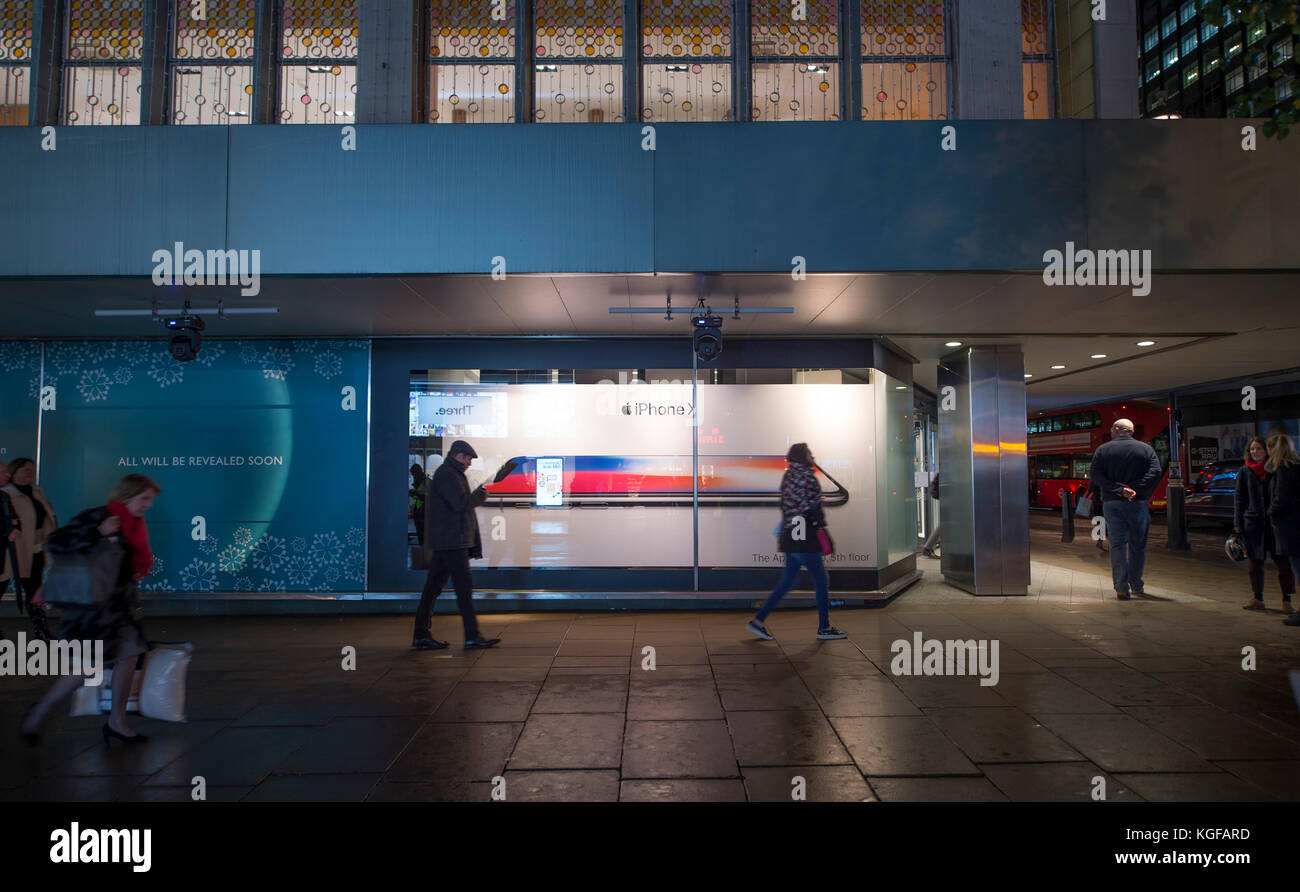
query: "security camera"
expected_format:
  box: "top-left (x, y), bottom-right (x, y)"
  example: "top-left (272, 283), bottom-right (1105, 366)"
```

top-left (165, 314), bottom-right (205, 363)
top-left (692, 313), bottom-right (723, 362)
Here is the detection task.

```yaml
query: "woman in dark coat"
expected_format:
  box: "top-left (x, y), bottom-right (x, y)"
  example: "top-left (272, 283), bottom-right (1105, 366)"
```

top-left (1265, 435), bottom-right (1300, 627)
top-left (747, 443), bottom-right (846, 642)
top-left (19, 474), bottom-right (162, 745)
top-left (1236, 436), bottom-right (1295, 612)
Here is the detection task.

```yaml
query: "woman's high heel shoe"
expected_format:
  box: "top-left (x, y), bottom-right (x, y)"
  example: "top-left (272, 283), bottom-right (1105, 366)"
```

top-left (102, 724), bottom-right (147, 746)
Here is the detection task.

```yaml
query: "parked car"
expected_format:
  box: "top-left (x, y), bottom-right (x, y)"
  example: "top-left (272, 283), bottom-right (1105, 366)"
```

top-left (1184, 459), bottom-right (1244, 526)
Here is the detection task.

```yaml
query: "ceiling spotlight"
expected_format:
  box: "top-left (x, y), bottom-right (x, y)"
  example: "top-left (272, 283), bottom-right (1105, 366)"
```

top-left (1136, 340), bottom-right (1156, 347)
top-left (894, 385), bottom-right (907, 390)
top-left (945, 341), bottom-right (962, 348)
top-left (1090, 353), bottom-right (1107, 359)
top-left (1050, 364), bottom-right (1066, 370)
top-left (1024, 373), bottom-right (1033, 379)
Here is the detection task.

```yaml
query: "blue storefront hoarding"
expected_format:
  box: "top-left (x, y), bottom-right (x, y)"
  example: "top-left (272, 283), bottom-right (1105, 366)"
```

top-left (0, 339), bottom-right (369, 594)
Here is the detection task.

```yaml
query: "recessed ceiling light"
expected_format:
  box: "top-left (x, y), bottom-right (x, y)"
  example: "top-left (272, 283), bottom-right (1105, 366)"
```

top-left (1050, 364), bottom-right (1066, 370)
top-left (1136, 340), bottom-right (1156, 347)
top-left (1024, 373), bottom-right (1033, 379)
top-left (1090, 353), bottom-right (1107, 359)
top-left (894, 385), bottom-right (907, 390)
top-left (945, 341), bottom-right (962, 347)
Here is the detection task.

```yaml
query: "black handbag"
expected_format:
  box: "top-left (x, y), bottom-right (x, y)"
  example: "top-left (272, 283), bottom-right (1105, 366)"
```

top-left (42, 537), bottom-right (123, 609)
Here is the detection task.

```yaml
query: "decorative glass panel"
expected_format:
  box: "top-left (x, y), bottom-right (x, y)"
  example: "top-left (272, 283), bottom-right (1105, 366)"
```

top-left (173, 64), bottom-right (253, 123)
top-left (861, 61), bottom-right (946, 119)
top-left (430, 0), bottom-right (516, 59)
top-left (1021, 0), bottom-right (1049, 55)
top-left (281, 0), bottom-right (358, 59)
top-left (0, 0), bottom-right (34, 61)
top-left (535, 62), bottom-right (622, 121)
top-left (861, 2), bottom-right (946, 57)
top-left (750, 0), bottom-right (838, 57)
top-left (279, 63), bottom-right (355, 121)
top-left (752, 61), bottom-right (838, 120)
top-left (429, 63), bottom-right (514, 122)
top-left (641, 61), bottom-right (731, 120)
top-left (641, 0), bottom-right (732, 58)
top-left (1023, 60), bottom-right (1049, 117)
top-left (175, 0), bottom-right (255, 60)
top-left (66, 0), bottom-right (145, 61)
top-left (0, 65), bottom-right (28, 124)
top-left (63, 65), bottom-right (142, 124)
top-left (535, 0), bottom-right (622, 60)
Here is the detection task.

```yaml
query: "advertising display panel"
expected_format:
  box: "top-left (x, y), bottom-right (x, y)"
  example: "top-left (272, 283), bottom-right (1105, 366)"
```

top-left (409, 375), bottom-right (876, 570)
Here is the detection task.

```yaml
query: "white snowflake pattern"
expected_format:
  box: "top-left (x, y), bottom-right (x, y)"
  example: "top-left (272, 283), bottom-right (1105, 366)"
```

top-left (150, 557), bottom-right (165, 576)
top-left (194, 340), bottom-right (226, 367)
top-left (218, 544), bottom-right (248, 574)
top-left (309, 531), bottom-right (345, 567)
top-left (323, 567), bottom-right (341, 584)
top-left (147, 356), bottom-right (184, 388)
top-left (81, 341), bottom-right (119, 365)
top-left (77, 369), bottom-right (112, 402)
top-left (198, 535), bottom-right (219, 555)
top-left (239, 343), bottom-right (261, 365)
top-left (342, 554), bottom-right (364, 583)
top-left (28, 376), bottom-right (41, 399)
top-left (118, 341), bottom-right (163, 368)
top-left (179, 558), bottom-right (218, 592)
top-left (291, 340), bottom-right (318, 356)
top-left (233, 526), bottom-right (254, 547)
top-left (345, 527), bottom-right (364, 548)
top-left (114, 367), bottom-right (134, 385)
top-left (48, 342), bottom-right (87, 379)
top-left (234, 575), bottom-right (252, 591)
top-left (139, 577), bottom-right (173, 593)
top-left (291, 536), bottom-right (308, 554)
top-left (257, 577), bottom-right (286, 593)
top-left (313, 351), bottom-right (342, 379)
top-left (0, 342), bottom-right (39, 372)
top-left (283, 555), bottom-right (316, 588)
top-left (248, 534), bottom-right (287, 572)
top-left (261, 346), bottom-right (294, 380)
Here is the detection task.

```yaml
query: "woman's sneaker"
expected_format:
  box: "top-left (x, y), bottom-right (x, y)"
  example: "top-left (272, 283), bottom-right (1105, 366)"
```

top-left (746, 620), bottom-right (774, 641)
top-left (817, 627), bottom-right (848, 640)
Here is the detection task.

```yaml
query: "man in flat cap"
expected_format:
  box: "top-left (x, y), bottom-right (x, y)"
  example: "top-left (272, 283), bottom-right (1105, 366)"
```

top-left (413, 440), bottom-right (501, 650)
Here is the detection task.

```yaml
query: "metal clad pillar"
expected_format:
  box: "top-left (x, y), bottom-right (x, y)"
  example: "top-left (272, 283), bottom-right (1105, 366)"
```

top-left (938, 345), bottom-right (1029, 595)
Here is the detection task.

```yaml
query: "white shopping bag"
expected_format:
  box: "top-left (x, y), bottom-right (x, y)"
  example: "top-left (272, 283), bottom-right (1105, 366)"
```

top-left (68, 642), bottom-right (193, 722)
top-left (69, 665), bottom-right (142, 717)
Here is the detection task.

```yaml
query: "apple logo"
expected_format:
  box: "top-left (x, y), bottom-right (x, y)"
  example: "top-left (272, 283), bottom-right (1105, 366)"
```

top-left (621, 403), bottom-right (631, 415)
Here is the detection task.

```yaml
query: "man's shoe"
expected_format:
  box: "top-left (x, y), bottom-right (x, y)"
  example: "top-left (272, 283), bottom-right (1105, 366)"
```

top-left (746, 620), bottom-right (774, 641)
top-left (412, 637), bottom-right (449, 650)
top-left (1116, 591), bottom-right (1131, 600)
top-left (465, 636), bottom-right (501, 649)
top-left (817, 627), bottom-right (848, 640)
top-left (1281, 601), bottom-right (1296, 615)
top-left (1284, 612), bottom-right (1300, 627)
top-left (1244, 599), bottom-right (1267, 611)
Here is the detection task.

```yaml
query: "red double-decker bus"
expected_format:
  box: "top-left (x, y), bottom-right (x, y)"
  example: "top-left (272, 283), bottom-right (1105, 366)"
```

top-left (1028, 399), bottom-right (1172, 510)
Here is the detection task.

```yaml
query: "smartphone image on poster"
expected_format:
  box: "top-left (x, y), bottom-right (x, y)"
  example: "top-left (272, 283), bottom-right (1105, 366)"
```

top-left (535, 457), bottom-right (564, 506)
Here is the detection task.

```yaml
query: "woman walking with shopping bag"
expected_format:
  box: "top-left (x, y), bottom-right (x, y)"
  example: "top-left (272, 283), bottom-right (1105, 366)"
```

top-left (20, 474), bottom-right (162, 746)
top-left (747, 443), bottom-right (846, 642)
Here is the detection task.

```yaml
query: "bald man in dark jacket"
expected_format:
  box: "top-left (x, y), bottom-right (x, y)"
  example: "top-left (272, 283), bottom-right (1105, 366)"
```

top-left (1089, 418), bottom-right (1163, 599)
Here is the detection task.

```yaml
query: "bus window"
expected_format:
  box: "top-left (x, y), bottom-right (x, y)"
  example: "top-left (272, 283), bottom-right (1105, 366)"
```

top-left (1050, 417), bottom-right (1065, 432)
top-left (1149, 430), bottom-right (1170, 469)
top-left (1072, 453), bottom-right (1093, 479)
top-left (1034, 454), bottom-right (1070, 479)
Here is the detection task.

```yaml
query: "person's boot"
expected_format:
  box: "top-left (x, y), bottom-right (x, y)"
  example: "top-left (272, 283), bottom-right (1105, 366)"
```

top-left (1281, 600), bottom-right (1296, 615)
top-left (1244, 597), bottom-right (1266, 611)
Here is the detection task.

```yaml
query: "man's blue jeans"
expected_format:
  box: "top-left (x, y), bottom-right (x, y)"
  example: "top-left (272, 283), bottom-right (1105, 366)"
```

top-left (1103, 499), bottom-right (1150, 594)
top-left (755, 552), bottom-right (830, 629)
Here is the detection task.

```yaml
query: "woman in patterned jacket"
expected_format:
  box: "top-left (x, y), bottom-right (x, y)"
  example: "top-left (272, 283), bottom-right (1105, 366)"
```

top-left (747, 443), bottom-right (847, 641)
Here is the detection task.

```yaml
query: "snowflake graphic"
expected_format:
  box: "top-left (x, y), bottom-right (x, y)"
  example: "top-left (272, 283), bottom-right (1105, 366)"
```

top-left (139, 577), bottom-right (173, 593)
top-left (342, 554), bottom-right (364, 583)
top-left (234, 575), bottom-right (252, 591)
top-left (261, 346), bottom-right (294, 380)
top-left (323, 567), bottom-right (341, 585)
top-left (233, 526), bottom-right (254, 547)
top-left (193, 340), bottom-right (226, 367)
top-left (291, 536), bottom-right (308, 554)
top-left (291, 340), bottom-right (318, 356)
top-left (28, 376), bottom-right (43, 399)
top-left (345, 527), bottom-right (364, 548)
top-left (283, 555), bottom-right (316, 588)
top-left (198, 535), bottom-right (219, 555)
top-left (239, 343), bottom-right (261, 365)
top-left (147, 356), bottom-right (184, 388)
top-left (119, 341), bottom-right (163, 367)
top-left (77, 369), bottom-right (112, 402)
top-left (257, 577), bottom-right (286, 593)
top-left (179, 558), bottom-right (218, 592)
top-left (150, 557), bottom-right (165, 576)
top-left (81, 341), bottom-right (119, 365)
top-left (218, 544), bottom-right (248, 574)
top-left (309, 532), bottom-right (345, 567)
top-left (248, 533), bottom-right (287, 572)
top-left (48, 342), bottom-right (87, 379)
top-left (114, 367), bottom-right (134, 385)
top-left (313, 351), bottom-right (342, 379)
top-left (0, 342), bottom-right (38, 372)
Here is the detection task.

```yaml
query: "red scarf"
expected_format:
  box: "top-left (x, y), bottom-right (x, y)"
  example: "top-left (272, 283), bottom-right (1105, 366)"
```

top-left (107, 501), bottom-right (153, 582)
top-left (1245, 459), bottom-right (1268, 481)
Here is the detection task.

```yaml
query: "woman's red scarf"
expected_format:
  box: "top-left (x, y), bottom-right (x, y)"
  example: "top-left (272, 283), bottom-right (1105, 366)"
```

top-left (107, 501), bottom-right (153, 581)
top-left (1245, 459), bottom-right (1268, 482)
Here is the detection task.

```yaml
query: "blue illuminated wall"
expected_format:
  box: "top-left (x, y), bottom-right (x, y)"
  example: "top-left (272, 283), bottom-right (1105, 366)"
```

top-left (0, 339), bottom-right (369, 593)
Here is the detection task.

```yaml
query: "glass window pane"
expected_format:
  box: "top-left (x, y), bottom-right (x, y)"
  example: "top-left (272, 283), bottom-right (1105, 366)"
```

top-left (535, 62), bottom-right (623, 121)
top-left (642, 0), bottom-right (732, 58)
top-left (173, 64), bottom-right (253, 123)
top-left (0, 66), bottom-right (28, 124)
top-left (536, 0), bottom-right (622, 61)
top-left (751, 0), bottom-right (839, 57)
top-left (753, 61), bottom-right (839, 120)
top-left (861, 2), bottom-right (947, 56)
top-left (1021, 0), bottom-right (1050, 55)
top-left (0, 0), bottom-right (33, 61)
top-left (174, 0), bottom-right (256, 61)
top-left (63, 65), bottom-right (142, 124)
top-left (642, 62), bottom-right (731, 120)
top-left (281, 0), bottom-right (357, 59)
top-left (430, 0), bottom-right (515, 60)
top-left (862, 60), bottom-right (946, 119)
top-left (429, 63), bottom-right (514, 122)
top-left (66, 0), bottom-right (145, 62)
top-left (279, 63), bottom-right (355, 122)
top-left (1024, 60), bottom-right (1050, 117)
